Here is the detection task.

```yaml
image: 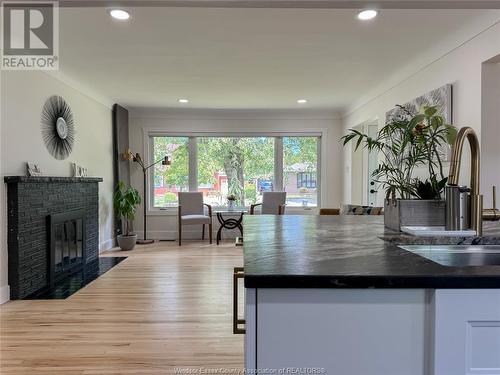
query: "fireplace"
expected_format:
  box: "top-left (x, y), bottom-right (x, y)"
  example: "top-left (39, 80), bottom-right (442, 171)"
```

top-left (4, 176), bottom-right (102, 299)
top-left (48, 210), bottom-right (86, 287)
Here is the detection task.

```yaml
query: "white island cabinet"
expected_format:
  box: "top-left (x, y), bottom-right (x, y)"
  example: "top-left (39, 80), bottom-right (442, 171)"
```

top-left (241, 216), bottom-right (500, 375)
top-left (244, 288), bottom-right (500, 375)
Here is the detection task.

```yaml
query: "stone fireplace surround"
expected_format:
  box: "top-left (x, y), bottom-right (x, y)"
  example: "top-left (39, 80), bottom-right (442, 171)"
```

top-left (4, 176), bottom-right (102, 299)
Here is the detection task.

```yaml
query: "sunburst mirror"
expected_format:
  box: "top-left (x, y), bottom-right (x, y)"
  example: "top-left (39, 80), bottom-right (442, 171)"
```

top-left (41, 95), bottom-right (75, 160)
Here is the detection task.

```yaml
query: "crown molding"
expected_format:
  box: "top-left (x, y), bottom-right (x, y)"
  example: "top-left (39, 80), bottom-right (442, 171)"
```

top-left (43, 70), bottom-right (114, 109)
top-left (54, 0), bottom-right (500, 9)
top-left (129, 106), bottom-right (341, 120)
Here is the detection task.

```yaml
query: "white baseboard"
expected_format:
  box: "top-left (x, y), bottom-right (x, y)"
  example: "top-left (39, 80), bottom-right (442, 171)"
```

top-left (100, 238), bottom-right (115, 252)
top-left (0, 285), bottom-right (10, 305)
top-left (143, 229), bottom-right (240, 241)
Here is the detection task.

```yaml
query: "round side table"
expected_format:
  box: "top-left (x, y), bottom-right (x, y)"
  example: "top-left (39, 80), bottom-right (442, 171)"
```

top-left (215, 209), bottom-right (247, 245)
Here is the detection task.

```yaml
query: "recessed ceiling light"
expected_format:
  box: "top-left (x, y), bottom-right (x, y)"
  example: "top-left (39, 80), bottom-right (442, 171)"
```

top-left (178, 99), bottom-right (189, 103)
top-left (357, 9), bottom-right (378, 20)
top-left (297, 99), bottom-right (308, 104)
top-left (109, 9), bottom-right (130, 20)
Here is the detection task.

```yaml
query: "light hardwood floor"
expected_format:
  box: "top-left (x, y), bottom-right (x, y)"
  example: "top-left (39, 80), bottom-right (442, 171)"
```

top-left (0, 241), bottom-right (244, 374)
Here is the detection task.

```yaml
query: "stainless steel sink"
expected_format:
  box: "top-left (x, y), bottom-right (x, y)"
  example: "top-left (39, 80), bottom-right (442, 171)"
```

top-left (400, 226), bottom-right (476, 237)
top-left (398, 245), bottom-right (500, 266)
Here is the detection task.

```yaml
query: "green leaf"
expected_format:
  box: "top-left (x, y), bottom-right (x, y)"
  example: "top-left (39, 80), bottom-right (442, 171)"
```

top-left (445, 125), bottom-right (458, 145)
top-left (437, 177), bottom-right (448, 190)
top-left (355, 136), bottom-right (363, 151)
top-left (423, 106), bottom-right (438, 117)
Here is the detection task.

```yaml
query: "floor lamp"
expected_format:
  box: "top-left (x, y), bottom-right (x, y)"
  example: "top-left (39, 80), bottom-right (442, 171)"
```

top-left (124, 150), bottom-right (170, 245)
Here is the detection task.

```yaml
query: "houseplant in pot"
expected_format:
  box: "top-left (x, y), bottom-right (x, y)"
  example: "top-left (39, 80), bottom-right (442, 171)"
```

top-left (114, 181), bottom-right (141, 250)
top-left (227, 194), bottom-right (237, 211)
top-left (341, 105), bottom-right (457, 231)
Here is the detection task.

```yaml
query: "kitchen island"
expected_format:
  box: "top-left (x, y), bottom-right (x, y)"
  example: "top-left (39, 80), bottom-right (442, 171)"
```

top-left (241, 215), bottom-right (500, 375)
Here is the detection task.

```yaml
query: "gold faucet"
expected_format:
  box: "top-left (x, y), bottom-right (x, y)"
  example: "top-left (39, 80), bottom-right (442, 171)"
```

top-left (448, 126), bottom-right (483, 236)
top-left (483, 186), bottom-right (500, 221)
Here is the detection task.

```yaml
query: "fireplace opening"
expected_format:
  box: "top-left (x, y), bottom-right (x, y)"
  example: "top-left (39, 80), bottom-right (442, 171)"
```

top-left (48, 210), bottom-right (86, 286)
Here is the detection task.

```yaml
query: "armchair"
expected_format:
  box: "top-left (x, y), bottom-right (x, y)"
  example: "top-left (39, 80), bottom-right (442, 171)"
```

top-left (178, 192), bottom-right (212, 245)
top-left (250, 192), bottom-right (287, 215)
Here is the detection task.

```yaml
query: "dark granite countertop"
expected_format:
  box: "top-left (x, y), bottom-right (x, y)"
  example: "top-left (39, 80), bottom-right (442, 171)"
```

top-left (4, 176), bottom-right (103, 183)
top-left (243, 215), bottom-right (500, 289)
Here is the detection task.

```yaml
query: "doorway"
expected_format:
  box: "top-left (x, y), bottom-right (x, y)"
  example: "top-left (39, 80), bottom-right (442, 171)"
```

top-left (350, 121), bottom-right (379, 206)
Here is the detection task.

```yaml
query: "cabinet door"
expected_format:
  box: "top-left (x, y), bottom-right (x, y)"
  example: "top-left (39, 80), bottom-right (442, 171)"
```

top-left (256, 288), bottom-right (428, 375)
top-left (433, 289), bottom-right (500, 375)
top-left (245, 288), bottom-right (257, 370)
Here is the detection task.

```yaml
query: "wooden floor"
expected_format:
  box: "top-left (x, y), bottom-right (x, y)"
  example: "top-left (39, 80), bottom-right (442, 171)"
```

top-left (0, 241), bottom-right (244, 374)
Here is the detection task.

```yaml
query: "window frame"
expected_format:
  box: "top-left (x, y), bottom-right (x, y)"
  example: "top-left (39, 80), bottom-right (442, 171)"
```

top-left (145, 130), bottom-right (323, 215)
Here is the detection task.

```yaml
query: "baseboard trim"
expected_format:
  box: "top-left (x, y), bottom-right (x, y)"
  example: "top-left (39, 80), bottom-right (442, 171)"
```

top-left (100, 238), bottom-right (115, 252)
top-left (0, 285), bottom-right (10, 305)
top-left (143, 229), bottom-right (240, 241)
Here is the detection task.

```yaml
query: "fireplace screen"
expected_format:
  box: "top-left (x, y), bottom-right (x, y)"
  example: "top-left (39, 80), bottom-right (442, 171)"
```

top-left (49, 210), bottom-right (85, 285)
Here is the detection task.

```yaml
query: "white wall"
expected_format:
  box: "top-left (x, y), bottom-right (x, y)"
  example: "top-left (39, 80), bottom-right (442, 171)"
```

top-left (129, 108), bottom-right (343, 240)
top-left (0, 69), bottom-right (7, 304)
top-left (0, 70), bottom-right (114, 303)
top-left (481, 60), bottom-right (500, 209)
top-left (341, 22), bottom-right (500, 205)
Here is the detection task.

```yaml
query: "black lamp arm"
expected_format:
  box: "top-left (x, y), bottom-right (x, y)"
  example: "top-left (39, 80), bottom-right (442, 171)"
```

top-left (144, 157), bottom-right (168, 172)
top-left (132, 154), bottom-right (169, 172)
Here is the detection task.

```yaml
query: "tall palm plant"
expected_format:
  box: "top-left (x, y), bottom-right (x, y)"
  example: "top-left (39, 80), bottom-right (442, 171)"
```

top-left (341, 106), bottom-right (457, 200)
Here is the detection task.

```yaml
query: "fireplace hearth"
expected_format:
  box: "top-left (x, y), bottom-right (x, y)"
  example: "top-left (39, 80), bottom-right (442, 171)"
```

top-left (28, 256), bottom-right (126, 300)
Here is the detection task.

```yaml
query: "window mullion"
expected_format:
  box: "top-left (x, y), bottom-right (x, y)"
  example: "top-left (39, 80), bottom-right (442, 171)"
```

top-left (317, 136), bottom-right (322, 208)
top-left (188, 137), bottom-right (197, 191)
top-left (149, 136), bottom-right (155, 211)
top-left (275, 137), bottom-right (283, 191)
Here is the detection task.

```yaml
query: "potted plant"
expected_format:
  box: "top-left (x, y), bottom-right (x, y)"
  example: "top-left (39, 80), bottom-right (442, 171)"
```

top-left (227, 194), bottom-right (237, 211)
top-left (114, 181), bottom-right (141, 250)
top-left (341, 105), bottom-right (457, 231)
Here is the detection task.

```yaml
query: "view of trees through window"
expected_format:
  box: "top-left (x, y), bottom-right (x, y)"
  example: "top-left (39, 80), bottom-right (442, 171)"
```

top-left (152, 136), bottom-right (189, 207)
top-left (152, 135), bottom-right (319, 208)
top-left (283, 137), bottom-right (318, 207)
top-left (198, 137), bottom-right (274, 207)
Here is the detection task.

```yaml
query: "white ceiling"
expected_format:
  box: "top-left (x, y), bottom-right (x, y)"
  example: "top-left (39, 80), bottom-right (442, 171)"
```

top-left (58, 7), bottom-right (500, 111)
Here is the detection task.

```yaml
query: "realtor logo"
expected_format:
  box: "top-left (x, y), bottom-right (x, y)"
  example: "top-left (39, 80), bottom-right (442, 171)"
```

top-left (1, 1), bottom-right (59, 70)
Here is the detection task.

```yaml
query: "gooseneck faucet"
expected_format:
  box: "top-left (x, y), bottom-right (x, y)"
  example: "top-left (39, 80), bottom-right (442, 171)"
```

top-left (447, 126), bottom-right (483, 236)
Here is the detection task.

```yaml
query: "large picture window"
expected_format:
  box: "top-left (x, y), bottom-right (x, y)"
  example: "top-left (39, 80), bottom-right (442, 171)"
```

top-left (151, 134), bottom-right (320, 210)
